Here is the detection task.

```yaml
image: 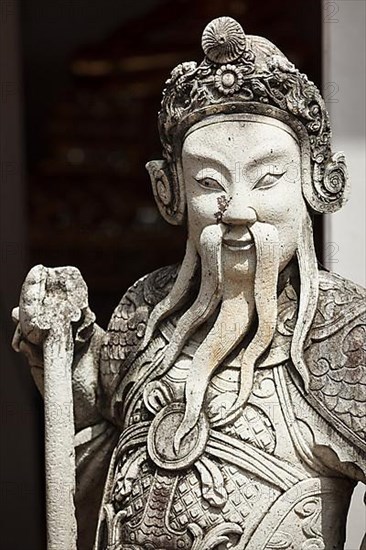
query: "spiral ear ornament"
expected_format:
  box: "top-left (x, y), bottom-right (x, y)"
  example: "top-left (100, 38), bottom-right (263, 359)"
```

top-left (304, 152), bottom-right (350, 214)
top-left (145, 160), bottom-right (186, 225)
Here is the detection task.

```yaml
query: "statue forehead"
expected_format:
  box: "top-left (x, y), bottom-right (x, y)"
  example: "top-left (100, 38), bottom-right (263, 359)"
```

top-left (182, 114), bottom-right (299, 161)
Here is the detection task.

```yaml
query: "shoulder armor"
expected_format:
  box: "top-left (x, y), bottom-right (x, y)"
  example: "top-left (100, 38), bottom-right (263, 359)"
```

top-left (305, 271), bottom-right (366, 452)
top-left (101, 265), bottom-right (178, 364)
top-left (310, 270), bottom-right (365, 340)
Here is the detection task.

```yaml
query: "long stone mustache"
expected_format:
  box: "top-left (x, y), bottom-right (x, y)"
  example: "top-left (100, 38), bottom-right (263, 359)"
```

top-left (291, 211), bottom-right (319, 390)
top-left (161, 224), bottom-right (224, 373)
top-left (174, 222), bottom-right (280, 451)
top-left (141, 238), bottom-right (198, 349)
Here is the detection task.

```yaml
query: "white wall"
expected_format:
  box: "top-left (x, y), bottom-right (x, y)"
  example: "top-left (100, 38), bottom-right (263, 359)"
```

top-left (323, 1), bottom-right (366, 548)
top-left (323, 0), bottom-right (366, 286)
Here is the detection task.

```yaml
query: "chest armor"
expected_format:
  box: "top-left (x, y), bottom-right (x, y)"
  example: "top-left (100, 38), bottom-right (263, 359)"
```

top-left (95, 353), bottom-right (355, 550)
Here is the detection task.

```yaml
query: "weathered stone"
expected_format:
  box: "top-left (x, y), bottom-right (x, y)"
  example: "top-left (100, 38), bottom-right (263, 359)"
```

top-left (12, 17), bottom-right (365, 550)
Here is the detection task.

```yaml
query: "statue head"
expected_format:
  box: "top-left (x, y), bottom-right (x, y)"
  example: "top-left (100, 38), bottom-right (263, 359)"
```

top-left (144, 18), bottom-right (350, 441)
top-left (147, 16), bottom-right (349, 225)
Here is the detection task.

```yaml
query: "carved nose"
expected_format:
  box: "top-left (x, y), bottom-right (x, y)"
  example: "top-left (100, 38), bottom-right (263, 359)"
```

top-left (222, 201), bottom-right (257, 226)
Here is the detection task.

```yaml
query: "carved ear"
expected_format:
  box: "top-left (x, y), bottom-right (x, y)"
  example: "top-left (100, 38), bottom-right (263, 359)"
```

top-left (304, 152), bottom-right (350, 214)
top-left (145, 160), bottom-right (186, 225)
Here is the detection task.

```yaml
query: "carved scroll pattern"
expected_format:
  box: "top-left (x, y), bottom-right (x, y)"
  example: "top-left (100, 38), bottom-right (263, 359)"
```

top-left (294, 496), bottom-right (324, 550)
top-left (244, 478), bottom-right (353, 550)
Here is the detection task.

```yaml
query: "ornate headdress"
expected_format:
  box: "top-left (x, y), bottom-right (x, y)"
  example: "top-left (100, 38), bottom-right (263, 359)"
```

top-left (147, 17), bottom-right (349, 224)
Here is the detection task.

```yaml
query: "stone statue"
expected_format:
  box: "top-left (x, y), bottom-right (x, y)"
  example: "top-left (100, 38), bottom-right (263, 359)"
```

top-left (12, 17), bottom-right (366, 550)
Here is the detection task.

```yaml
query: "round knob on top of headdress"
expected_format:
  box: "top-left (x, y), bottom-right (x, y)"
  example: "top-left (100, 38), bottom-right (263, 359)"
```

top-left (202, 17), bottom-right (246, 64)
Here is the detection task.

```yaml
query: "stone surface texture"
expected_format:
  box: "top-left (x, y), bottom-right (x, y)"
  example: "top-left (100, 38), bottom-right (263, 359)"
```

top-left (12, 17), bottom-right (365, 550)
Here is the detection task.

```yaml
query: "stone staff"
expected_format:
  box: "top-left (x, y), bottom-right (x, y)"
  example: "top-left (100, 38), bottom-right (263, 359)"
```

top-left (14, 265), bottom-right (88, 550)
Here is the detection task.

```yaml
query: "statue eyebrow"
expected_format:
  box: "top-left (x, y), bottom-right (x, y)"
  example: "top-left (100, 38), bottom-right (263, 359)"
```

top-left (184, 152), bottom-right (233, 182)
top-left (245, 150), bottom-right (289, 172)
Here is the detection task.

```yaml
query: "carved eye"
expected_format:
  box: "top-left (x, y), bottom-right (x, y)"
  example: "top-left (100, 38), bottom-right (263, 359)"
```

top-left (254, 172), bottom-right (285, 190)
top-left (195, 177), bottom-right (224, 191)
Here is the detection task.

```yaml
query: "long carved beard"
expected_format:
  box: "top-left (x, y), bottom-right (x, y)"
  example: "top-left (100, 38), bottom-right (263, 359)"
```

top-left (142, 238), bottom-right (199, 349)
top-left (174, 222), bottom-right (280, 452)
top-left (143, 212), bottom-right (318, 452)
top-left (291, 212), bottom-right (319, 390)
top-left (161, 224), bottom-right (224, 372)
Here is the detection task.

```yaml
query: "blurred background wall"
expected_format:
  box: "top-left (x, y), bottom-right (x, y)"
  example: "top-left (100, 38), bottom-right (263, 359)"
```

top-left (1, 0), bottom-right (363, 548)
top-left (323, 1), bottom-right (366, 548)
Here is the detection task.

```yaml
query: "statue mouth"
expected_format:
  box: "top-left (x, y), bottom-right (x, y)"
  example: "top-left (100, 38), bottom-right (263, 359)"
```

top-left (222, 237), bottom-right (253, 251)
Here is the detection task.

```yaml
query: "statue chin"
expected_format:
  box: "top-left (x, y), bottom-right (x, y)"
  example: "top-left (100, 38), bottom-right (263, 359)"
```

top-left (222, 244), bottom-right (256, 280)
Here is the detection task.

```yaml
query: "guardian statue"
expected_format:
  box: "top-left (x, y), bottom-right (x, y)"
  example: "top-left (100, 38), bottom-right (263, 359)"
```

top-left (13, 17), bottom-right (366, 550)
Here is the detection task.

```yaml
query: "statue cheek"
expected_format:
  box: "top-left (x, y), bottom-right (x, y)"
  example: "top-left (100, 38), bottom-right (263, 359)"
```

top-left (277, 221), bottom-right (302, 259)
top-left (261, 193), bottom-right (305, 226)
top-left (188, 195), bottom-right (220, 223)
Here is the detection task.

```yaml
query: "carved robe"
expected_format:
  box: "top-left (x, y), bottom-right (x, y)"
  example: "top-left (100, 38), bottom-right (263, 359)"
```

top-left (73, 264), bottom-right (366, 550)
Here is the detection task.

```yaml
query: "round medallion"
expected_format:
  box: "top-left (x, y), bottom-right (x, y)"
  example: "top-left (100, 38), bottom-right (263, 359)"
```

top-left (214, 64), bottom-right (243, 95)
top-left (147, 402), bottom-right (209, 470)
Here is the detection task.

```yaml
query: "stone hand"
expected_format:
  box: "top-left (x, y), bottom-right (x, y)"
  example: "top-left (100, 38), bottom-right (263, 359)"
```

top-left (12, 264), bottom-right (93, 369)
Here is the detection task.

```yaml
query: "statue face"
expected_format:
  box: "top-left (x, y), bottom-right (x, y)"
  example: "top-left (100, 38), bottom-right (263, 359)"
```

top-left (181, 118), bottom-right (307, 277)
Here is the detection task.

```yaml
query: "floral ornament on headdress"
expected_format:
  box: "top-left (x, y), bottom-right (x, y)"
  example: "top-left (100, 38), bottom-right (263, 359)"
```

top-left (156, 17), bottom-right (349, 220)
